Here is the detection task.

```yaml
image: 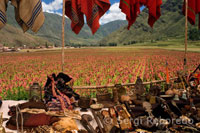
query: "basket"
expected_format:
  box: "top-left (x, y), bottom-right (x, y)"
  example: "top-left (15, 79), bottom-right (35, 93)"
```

top-left (96, 93), bottom-right (111, 102)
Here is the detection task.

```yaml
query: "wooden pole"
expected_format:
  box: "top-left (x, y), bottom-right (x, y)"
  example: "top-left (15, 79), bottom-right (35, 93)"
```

top-left (73, 77), bottom-right (180, 89)
top-left (61, 0), bottom-right (66, 72)
top-left (184, 0), bottom-right (188, 75)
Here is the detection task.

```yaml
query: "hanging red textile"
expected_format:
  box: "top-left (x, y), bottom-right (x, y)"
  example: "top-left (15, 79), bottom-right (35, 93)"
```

top-left (146, 0), bottom-right (162, 27)
top-left (196, 0), bottom-right (200, 28)
top-left (65, 0), bottom-right (84, 34)
top-left (65, 0), bottom-right (110, 34)
top-left (80, 0), bottom-right (110, 34)
top-left (183, 0), bottom-right (196, 26)
top-left (119, 0), bottom-right (140, 29)
top-left (183, 0), bottom-right (200, 29)
top-left (120, 0), bottom-right (162, 29)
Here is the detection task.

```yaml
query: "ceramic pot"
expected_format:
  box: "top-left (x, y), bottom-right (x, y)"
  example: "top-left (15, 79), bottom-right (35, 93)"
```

top-left (78, 97), bottom-right (91, 112)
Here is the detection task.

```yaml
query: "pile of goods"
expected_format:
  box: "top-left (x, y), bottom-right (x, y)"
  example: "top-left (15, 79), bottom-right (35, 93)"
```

top-left (1, 64), bottom-right (200, 132)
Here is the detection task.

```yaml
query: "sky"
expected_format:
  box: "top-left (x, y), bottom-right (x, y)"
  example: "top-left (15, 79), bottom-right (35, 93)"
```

top-left (42, 0), bottom-right (126, 25)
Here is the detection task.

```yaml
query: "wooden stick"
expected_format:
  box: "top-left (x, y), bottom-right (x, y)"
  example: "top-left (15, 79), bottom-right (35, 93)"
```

top-left (73, 77), bottom-right (180, 90)
top-left (91, 109), bottom-right (104, 133)
top-left (184, 0), bottom-right (188, 75)
top-left (61, 0), bottom-right (66, 72)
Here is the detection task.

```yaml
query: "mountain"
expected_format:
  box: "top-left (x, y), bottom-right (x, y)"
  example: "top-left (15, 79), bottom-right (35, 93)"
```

top-left (0, 4), bottom-right (127, 47)
top-left (100, 0), bottom-right (196, 45)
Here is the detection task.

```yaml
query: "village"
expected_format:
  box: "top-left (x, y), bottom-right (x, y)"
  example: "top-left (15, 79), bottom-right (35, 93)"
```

top-left (0, 43), bottom-right (79, 53)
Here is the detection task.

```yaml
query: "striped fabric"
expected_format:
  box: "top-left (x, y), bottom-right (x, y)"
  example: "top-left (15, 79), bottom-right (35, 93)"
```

top-left (0, 0), bottom-right (45, 33)
top-left (65, 0), bottom-right (84, 34)
top-left (26, 0), bottom-right (43, 28)
top-left (81, 0), bottom-right (111, 34)
top-left (0, 10), bottom-right (6, 24)
top-left (0, 0), bottom-right (7, 29)
top-left (47, 98), bottom-right (69, 111)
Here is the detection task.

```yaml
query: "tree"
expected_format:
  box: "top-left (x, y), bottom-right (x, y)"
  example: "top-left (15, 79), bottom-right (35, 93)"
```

top-left (45, 42), bottom-right (48, 48)
top-left (189, 28), bottom-right (200, 41)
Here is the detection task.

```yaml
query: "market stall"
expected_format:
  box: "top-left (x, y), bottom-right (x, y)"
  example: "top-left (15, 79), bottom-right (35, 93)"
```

top-left (0, 0), bottom-right (200, 132)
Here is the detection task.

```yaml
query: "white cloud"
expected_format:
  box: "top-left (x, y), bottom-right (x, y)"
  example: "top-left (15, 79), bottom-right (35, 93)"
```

top-left (42, 1), bottom-right (126, 25)
top-left (42, 0), bottom-right (63, 12)
top-left (100, 2), bottom-right (126, 25)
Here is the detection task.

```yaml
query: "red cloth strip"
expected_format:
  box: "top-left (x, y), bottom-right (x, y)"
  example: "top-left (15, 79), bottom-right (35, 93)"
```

top-left (197, 0), bottom-right (200, 29)
top-left (147, 0), bottom-right (162, 27)
top-left (65, 0), bottom-right (84, 34)
top-left (80, 0), bottom-right (110, 34)
top-left (120, 0), bottom-right (140, 30)
top-left (183, 0), bottom-right (196, 26)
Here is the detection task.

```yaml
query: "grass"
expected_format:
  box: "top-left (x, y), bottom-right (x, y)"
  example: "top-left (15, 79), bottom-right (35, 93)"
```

top-left (1, 87), bottom-right (29, 100)
top-left (15, 42), bottom-right (200, 54)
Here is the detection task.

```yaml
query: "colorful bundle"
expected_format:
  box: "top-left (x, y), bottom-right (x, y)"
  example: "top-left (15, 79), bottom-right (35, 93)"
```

top-left (44, 73), bottom-right (80, 111)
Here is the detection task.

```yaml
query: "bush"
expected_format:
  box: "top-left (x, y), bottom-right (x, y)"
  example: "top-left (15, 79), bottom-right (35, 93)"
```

top-left (189, 28), bottom-right (200, 41)
top-left (2, 87), bottom-right (29, 100)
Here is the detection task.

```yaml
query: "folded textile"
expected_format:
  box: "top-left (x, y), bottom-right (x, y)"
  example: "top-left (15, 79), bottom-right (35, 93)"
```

top-left (119, 0), bottom-right (140, 29)
top-left (65, 0), bottom-right (110, 34)
top-left (6, 113), bottom-right (59, 130)
top-left (183, 0), bottom-right (200, 29)
top-left (47, 98), bottom-right (69, 111)
top-left (8, 101), bottom-right (47, 116)
top-left (0, 0), bottom-right (8, 29)
top-left (0, 0), bottom-right (44, 32)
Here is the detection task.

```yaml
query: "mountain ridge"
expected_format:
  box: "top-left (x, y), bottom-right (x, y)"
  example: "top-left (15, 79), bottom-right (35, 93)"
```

top-left (99, 0), bottom-right (196, 45)
top-left (0, 4), bottom-right (127, 47)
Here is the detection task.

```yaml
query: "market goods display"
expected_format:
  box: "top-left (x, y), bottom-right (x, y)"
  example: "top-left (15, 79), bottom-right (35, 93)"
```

top-left (0, 64), bottom-right (199, 132)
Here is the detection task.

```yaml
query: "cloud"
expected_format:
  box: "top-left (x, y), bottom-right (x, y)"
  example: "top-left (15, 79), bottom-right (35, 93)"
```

top-left (100, 2), bottom-right (126, 25)
top-left (42, 0), bottom-right (63, 12)
top-left (42, 1), bottom-right (126, 25)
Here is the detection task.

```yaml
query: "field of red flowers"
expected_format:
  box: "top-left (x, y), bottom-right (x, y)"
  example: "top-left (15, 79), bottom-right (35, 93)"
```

top-left (0, 48), bottom-right (200, 99)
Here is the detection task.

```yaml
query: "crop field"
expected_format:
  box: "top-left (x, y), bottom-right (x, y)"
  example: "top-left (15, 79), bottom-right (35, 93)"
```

top-left (0, 48), bottom-right (200, 99)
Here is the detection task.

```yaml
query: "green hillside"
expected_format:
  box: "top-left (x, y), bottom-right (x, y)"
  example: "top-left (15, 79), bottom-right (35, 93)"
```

top-left (99, 0), bottom-right (199, 46)
top-left (0, 4), bottom-right (127, 47)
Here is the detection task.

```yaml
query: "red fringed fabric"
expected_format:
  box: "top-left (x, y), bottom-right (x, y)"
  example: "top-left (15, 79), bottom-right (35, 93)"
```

top-left (80, 0), bottom-right (110, 34)
top-left (119, 0), bottom-right (140, 29)
top-left (147, 0), bottom-right (162, 27)
top-left (120, 0), bottom-right (162, 29)
top-left (65, 0), bottom-right (84, 34)
top-left (197, 0), bottom-right (200, 29)
top-left (65, 0), bottom-right (110, 34)
top-left (183, 0), bottom-right (196, 25)
top-left (183, 0), bottom-right (200, 29)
